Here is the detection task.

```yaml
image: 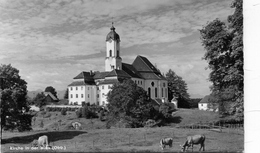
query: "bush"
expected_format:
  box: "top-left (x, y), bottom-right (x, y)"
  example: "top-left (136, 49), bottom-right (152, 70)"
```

top-left (99, 110), bottom-right (105, 121)
top-left (159, 103), bottom-right (174, 119)
top-left (145, 119), bottom-right (157, 127)
top-left (61, 108), bottom-right (67, 115)
top-left (17, 114), bottom-right (33, 132)
top-left (76, 108), bottom-right (82, 118)
top-left (81, 105), bottom-right (98, 119)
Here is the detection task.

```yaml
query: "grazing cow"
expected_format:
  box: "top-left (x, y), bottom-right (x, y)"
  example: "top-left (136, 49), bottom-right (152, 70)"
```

top-left (160, 137), bottom-right (173, 150)
top-left (181, 134), bottom-right (205, 152)
top-left (31, 135), bottom-right (49, 149)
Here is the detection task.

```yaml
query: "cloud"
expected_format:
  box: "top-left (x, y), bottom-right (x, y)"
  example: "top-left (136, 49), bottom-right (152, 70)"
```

top-left (0, 0), bottom-right (233, 96)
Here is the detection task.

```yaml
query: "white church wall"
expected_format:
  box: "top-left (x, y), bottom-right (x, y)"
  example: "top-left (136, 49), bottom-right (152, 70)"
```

top-left (69, 86), bottom-right (86, 105)
top-left (99, 84), bottom-right (113, 106)
top-left (131, 78), bottom-right (145, 88)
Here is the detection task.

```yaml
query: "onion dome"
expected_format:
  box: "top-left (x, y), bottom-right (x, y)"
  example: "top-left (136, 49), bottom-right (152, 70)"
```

top-left (106, 22), bottom-right (120, 42)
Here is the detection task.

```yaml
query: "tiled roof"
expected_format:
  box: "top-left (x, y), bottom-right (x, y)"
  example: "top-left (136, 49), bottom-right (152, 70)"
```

top-left (139, 72), bottom-right (166, 80)
top-left (154, 98), bottom-right (163, 105)
top-left (98, 79), bottom-right (119, 85)
top-left (122, 63), bottom-right (143, 79)
top-left (68, 81), bottom-right (87, 86)
top-left (72, 71), bottom-right (95, 85)
top-left (132, 55), bottom-right (166, 80)
top-left (44, 92), bottom-right (58, 101)
top-left (132, 55), bottom-right (160, 73)
top-left (93, 71), bottom-right (110, 79)
top-left (106, 69), bottom-right (131, 78)
top-left (73, 71), bottom-right (87, 79)
top-left (150, 99), bottom-right (160, 106)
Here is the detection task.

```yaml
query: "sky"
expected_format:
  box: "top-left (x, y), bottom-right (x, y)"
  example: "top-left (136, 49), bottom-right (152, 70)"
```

top-left (0, 0), bottom-right (234, 98)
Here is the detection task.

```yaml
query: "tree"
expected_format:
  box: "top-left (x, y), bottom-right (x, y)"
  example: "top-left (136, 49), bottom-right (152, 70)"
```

top-left (166, 69), bottom-right (190, 108)
top-left (107, 79), bottom-right (159, 127)
top-left (0, 64), bottom-right (32, 132)
top-left (199, 0), bottom-right (243, 120)
top-left (159, 102), bottom-right (174, 119)
top-left (64, 88), bottom-right (68, 99)
top-left (33, 92), bottom-right (47, 108)
top-left (45, 86), bottom-right (58, 99)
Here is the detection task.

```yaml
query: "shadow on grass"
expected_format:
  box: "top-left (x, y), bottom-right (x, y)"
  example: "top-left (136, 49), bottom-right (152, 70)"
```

top-left (167, 116), bottom-right (182, 124)
top-left (1, 131), bottom-right (87, 144)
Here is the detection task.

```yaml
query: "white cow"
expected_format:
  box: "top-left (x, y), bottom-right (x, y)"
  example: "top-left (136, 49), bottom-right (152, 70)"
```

top-left (181, 134), bottom-right (206, 152)
top-left (160, 137), bottom-right (173, 150)
top-left (31, 135), bottom-right (49, 149)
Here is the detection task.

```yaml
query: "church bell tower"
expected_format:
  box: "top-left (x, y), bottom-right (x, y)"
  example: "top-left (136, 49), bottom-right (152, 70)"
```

top-left (105, 22), bottom-right (122, 71)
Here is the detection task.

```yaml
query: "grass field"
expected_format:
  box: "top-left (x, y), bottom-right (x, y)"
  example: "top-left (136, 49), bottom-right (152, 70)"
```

top-left (1, 109), bottom-right (244, 152)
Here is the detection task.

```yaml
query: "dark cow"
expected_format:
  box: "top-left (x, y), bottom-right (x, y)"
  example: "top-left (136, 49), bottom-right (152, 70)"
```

top-left (181, 134), bottom-right (205, 152)
top-left (160, 137), bottom-right (173, 150)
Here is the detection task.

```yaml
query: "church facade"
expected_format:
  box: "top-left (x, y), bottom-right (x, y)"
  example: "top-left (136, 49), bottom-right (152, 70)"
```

top-left (68, 24), bottom-right (168, 106)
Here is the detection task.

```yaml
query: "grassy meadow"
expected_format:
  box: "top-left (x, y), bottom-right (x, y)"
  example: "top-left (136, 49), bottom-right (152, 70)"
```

top-left (1, 109), bottom-right (244, 152)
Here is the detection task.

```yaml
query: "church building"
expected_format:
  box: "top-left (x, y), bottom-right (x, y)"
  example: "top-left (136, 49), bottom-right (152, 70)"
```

top-left (68, 23), bottom-right (168, 106)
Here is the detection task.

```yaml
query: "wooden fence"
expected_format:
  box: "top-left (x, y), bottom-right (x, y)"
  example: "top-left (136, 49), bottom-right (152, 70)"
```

top-left (176, 123), bottom-right (244, 130)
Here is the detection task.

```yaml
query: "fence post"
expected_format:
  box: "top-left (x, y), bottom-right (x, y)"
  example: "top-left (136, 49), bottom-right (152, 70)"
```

top-left (219, 122), bottom-right (222, 132)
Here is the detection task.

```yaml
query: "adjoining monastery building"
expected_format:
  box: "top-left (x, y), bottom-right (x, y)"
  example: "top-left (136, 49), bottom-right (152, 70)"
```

top-left (68, 24), bottom-right (168, 106)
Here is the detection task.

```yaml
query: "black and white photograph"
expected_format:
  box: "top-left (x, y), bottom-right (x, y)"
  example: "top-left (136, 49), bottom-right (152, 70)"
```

top-left (1, 0), bottom-right (259, 152)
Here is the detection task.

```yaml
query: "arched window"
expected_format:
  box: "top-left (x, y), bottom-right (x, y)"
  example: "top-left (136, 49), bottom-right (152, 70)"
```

top-left (151, 82), bottom-right (154, 87)
top-left (148, 87), bottom-right (151, 98)
top-left (155, 88), bottom-right (157, 98)
top-left (109, 50), bottom-right (112, 57)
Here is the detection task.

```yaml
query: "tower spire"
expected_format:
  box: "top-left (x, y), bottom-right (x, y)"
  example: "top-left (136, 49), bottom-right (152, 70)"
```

top-left (111, 18), bottom-right (115, 31)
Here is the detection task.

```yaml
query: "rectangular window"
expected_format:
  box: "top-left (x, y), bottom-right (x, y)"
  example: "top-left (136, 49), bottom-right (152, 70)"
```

top-left (81, 94), bottom-right (83, 98)
top-left (97, 86), bottom-right (99, 90)
top-left (102, 86), bottom-right (104, 89)
top-left (165, 88), bottom-right (167, 98)
top-left (88, 94), bottom-right (89, 98)
top-left (88, 87), bottom-right (89, 90)
top-left (76, 94), bottom-right (78, 98)
top-left (162, 88), bottom-right (164, 97)
top-left (97, 94), bottom-right (99, 98)
top-left (155, 88), bottom-right (157, 98)
top-left (71, 94), bottom-right (73, 98)
top-left (81, 86), bottom-right (83, 90)
top-left (76, 87), bottom-right (78, 90)
top-left (71, 87), bottom-right (73, 91)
